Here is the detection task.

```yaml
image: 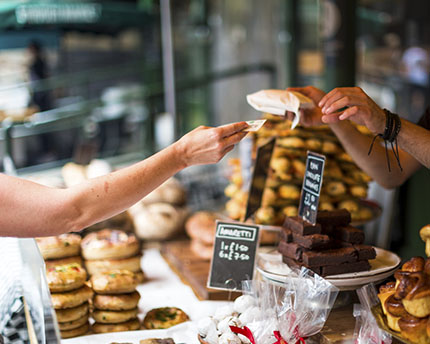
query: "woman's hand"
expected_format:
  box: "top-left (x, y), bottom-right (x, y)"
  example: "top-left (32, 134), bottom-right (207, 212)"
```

top-left (174, 122), bottom-right (248, 167)
top-left (318, 87), bottom-right (386, 134)
top-left (286, 86), bottom-right (326, 127)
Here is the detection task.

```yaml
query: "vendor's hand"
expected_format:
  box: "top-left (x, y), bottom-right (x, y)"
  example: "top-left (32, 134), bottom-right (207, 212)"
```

top-left (318, 87), bottom-right (385, 134)
top-left (285, 86), bottom-right (327, 127)
top-left (175, 122), bottom-right (248, 167)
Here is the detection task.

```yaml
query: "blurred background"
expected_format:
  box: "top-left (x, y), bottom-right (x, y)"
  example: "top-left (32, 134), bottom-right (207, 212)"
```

top-left (0, 0), bottom-right (429, 257)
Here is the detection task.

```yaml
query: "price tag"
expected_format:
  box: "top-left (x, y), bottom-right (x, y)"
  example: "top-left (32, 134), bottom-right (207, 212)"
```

top-left (298, 151), bottom-right (326, 225)
top-left (207, 221), bottom-right (260, 291)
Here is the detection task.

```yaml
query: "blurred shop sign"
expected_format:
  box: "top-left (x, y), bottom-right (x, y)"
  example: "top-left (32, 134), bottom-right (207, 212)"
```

top-left (16, 3), bottom-right (101, 24)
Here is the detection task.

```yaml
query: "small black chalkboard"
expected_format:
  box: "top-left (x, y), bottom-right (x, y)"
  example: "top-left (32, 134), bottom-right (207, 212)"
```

top-left (208, 221), bottom-right (260, 291)
top-left (299, 151), bottom-right (326, 225)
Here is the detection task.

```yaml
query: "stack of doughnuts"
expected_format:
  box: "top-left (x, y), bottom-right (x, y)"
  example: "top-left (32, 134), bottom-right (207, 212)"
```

top-left (378, 256), bottom-right (430, 343)
top-left (185, 211), bottom-right (218, 260)
top-left (36, 234), bottom-right (83, 269)
top-left (90, 270), bottom-right (141, 333)
top-left (47, 263), bottom-right (93, 338)
top-left (81, 229), bottom-right (144, 283)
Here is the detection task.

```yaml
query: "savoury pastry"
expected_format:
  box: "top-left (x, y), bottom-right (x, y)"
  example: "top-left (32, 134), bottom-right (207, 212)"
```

top-left (46, 263), bottom-right (86, 293)
top-left (93, 291), bottom-right (141, 311)
top-left (51, 285), bottom-right (94, 309)
top-left (85, 255), bottom-right (142, 275)
top-left (92, 308), bottom-right (138, 323)
top-left (140, 339), bottom-right (175, 344)
top-left (81, 229), bottom-right (140, 260)
top-left (36, 234), bottom-right (81, 260)
top-left (56, 302), bottom-right (89, 322)
top-left (60, 321), bottom-right (89, 339)
top-left (135, 270), bottom-right (145, 284)
top-left (58, 314), bottom-right (89, 331)
top-left (45, 256), bottom-right (83, 270)
top-left (92, 318), bottom-right (141, 334)
top-left (143, 307), bottom-right (189, 329)
top-left (90, 270), bottom-right (138, 294)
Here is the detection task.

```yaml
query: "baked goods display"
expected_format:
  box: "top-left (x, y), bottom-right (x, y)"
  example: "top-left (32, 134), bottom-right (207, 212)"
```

top-left (139, 339), bottom-right (175, 344)
top-left (90, 270), bottom-right (141, 333)
top-left (47, 263), bottom-right (93, 338)
top-left (377, 255), bottom-right (430, 344)
top-left (81, 229), bottom-right (145, 280)
top-left (278, 209), bottom-right (376, 276)
top-left (36, 234), bottom-right (81, 260)
top-left (142, 307), bottom-right (189, 330)
top-left (128, 177), bottom-right (188, 240)
top-left (185, 211), bottom-right (218, 260)
top-left (224, 114), bottom-right (374, 226)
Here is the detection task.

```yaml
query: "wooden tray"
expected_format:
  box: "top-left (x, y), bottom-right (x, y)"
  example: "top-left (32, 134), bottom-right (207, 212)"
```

top-left (161, 240), bottom-right (241, 301)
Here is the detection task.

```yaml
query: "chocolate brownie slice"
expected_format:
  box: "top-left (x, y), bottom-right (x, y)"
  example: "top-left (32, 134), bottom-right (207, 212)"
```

top-left (281, 256), bottom-right (322, 275)
top-left (317, 209), bottom-right (351, 226)
top-left (278, 241), bottom-right (305, 261)
top-left (280, 228), bottom-right (292, 242)
top-left (321, 260), bottom-right (371, 277)
top-left (354, 245), bottom-right (376, 260)
top-left (283, 216), bottom-right (321, 235)
top-left (301, 247), bottom-right (357, 267)
top-left (332, 226), bottom-right (364, 244)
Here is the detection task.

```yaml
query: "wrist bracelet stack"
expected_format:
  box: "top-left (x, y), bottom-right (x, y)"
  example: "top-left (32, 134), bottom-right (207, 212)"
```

top-left (367, 108), bottom-right (403, 172)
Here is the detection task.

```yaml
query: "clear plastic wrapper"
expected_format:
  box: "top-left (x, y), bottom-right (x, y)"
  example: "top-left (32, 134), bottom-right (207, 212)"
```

top-left (354, 284), bottom-right (392, 344)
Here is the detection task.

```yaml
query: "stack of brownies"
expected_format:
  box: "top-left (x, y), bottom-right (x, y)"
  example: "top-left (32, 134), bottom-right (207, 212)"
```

top-left (278, 209), bottom-right (376, 277)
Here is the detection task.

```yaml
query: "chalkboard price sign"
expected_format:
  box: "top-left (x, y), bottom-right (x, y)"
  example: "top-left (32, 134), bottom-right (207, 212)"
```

top-left (208, 221), bottom-right (260, 291)
top-left (299, 151), bottom-right (326, 225)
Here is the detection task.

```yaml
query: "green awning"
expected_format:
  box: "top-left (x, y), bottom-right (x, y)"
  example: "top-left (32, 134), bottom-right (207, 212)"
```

top-left (0, 1), bottom-right (153, 31)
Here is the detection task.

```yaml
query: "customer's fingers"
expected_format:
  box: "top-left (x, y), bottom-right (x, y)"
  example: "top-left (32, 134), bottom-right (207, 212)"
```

top-left (218, 121), bottom-right (248, 137)
top-left (223, 130), bottom-right (248, 147)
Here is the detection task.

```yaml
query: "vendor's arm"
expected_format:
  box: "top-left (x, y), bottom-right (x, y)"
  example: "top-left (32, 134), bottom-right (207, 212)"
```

top-left (288, 86), bottom-right (422, 188)
top-left (0, 123), bottom-right (248, 237)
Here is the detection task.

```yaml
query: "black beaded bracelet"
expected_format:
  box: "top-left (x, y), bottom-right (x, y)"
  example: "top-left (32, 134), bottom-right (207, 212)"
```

top-left (368, 109), bottom-right (403, 172)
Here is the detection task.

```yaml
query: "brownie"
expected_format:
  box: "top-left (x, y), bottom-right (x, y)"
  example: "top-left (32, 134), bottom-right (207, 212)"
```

top-left (283, 216), bottom-right (321, 235)
top-left (332, 226), bottom-right (364, 244)
top-left (317, 209), bottom-right (351, 226)
top-left (280, 228), bottom-right (292, 243)
top-left (292, 232), bottom-right (331, 250)
top-left (354, 245), bottom-right (376, 260)
top-left (321, 260), bottom-right (371, 277)
top-left (278, 241), bottom-right (305, 261)
top-left (301, 247), bottom-right (357, 267)
top-left (282, 256), bottom-right (322, 275)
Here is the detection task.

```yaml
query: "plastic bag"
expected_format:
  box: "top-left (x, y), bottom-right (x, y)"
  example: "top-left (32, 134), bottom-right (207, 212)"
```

top-left (354, 284), bottom-right (392, 344)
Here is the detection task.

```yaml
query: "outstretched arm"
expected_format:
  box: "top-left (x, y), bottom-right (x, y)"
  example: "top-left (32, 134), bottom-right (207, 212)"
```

top-left (287, 86), bottom-right (422, 188)
top-left (0, 123), bottom-right (248, 237)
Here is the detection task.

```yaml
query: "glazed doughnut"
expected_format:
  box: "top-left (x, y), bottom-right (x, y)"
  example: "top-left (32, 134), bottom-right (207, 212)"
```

top-left (93, 291), bottom-right (140, 311)
top-left (324, 181), bottom-right (347, 197)
top-left (338, 200), bottom-right (359, 213)
top-left (278, 184), bottom-right (300, 200)
top-left (46, 263), bottom-right (86, 293)
top-left (56, 302), bottom-right (89, 323)
top-left (85, 255), bottom-right (142, 275)
top-left (190, 239), bottom-right (214, 261)
top-left (92, 308), bottom-right (138, 323)
top-left (282, 205), bottom-right (298, 217)
top-left (58, 314), bottom-right (89, 331)
top-left (81, 229), bottom-right (139, 260)
top-left (51, 285), bottom-right (94, 309)
top-left (349, 185), bottom-right (367, 198)
top-left (143, 307), bottom-right (189, 329)
top-left (60, 321), bottom-right (89, 339)
top-left (92, 318), bottom-right (141, 334)
top-left (90, 270), bottom-right (138, 294)
top-left (36, 234), bottom-right (81, 260)
top-left (185, 211), bottom-right (217, 246)
top-left (45, 256), bottom-right (83, 270)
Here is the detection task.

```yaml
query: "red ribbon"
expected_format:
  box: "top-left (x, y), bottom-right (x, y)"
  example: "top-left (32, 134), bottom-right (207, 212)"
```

top-left (273, 330), bottom-right (306, 344)
top-left (230, 326), bottom-right (256, 344)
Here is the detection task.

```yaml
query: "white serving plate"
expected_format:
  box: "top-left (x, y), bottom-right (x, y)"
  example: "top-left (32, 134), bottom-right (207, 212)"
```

top-left (256, 247), bottom-right (401, 291)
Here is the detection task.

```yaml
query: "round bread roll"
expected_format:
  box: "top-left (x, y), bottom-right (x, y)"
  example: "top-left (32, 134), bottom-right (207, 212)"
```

top-left (81, 229), bottom-right (139, 260)
top-left (93, 291), bottom-right (140, 311)
top-left (46, 263), bottom-right (86, 293)
top-left (60, 321), bottom-right (89, 339)
top-left (132, 203), bottom-right (187, 240)
top-left (58, 314), bottom-right (89, 331)
top-left (92, 308), bottom-right (138, 323)
top-left (85, 255), bottom-right (142, 275)
top-left (92, 318), bottom-right (141, 334)
top-left (36, 234), bottom-right (81, 260)
top-left (90, 270), bottom-right (138, 294)
top-left (143, 307), bottom-right (189, 329)
top-left (45, 256), bottom-right (83, 270)
top-left (185, 211), bottom-right (217, 246)
top-left (56, 302), bottom-right (89, 323)
top-left (140, 177), bottom-right (186, 206)
top-left (51, 285), bottom-right (94, 309)
top-left (61, 162), bottom-right (87, 188)
top-left (190, 239), bottom-right (213, 261)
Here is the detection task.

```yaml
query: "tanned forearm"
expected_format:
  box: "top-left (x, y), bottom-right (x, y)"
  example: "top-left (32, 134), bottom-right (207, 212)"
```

top-left (330, 121), bottom-right (421, 189)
